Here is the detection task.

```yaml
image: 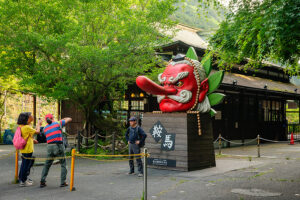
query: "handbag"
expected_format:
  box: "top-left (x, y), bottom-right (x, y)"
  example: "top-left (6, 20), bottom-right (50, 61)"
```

top-left (13, 127), bottom-right (28, 150)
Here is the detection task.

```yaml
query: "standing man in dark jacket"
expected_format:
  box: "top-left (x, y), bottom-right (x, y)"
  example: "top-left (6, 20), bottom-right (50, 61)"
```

top-left (125, 117), bottom-right (146, 177)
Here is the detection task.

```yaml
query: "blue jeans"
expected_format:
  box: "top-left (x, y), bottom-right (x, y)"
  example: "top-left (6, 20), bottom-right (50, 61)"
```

top-left (129, 143), bottom-right (143, 174)
top-left (19, 153), bottom-right (33, 182)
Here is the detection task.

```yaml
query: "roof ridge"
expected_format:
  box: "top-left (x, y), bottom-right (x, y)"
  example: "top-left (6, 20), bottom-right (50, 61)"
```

top-left (176, 23), bottom-right (204, 32)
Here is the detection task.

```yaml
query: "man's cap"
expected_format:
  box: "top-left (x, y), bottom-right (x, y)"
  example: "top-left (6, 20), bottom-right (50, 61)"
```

top-left (129, 117), bottom-right (137, 121)
top-left (45, 113), bottom-right (54, 121)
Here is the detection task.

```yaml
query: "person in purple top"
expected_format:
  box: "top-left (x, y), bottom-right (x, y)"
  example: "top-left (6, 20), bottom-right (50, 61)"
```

top-left (40, 114), bottom-right (72, 188)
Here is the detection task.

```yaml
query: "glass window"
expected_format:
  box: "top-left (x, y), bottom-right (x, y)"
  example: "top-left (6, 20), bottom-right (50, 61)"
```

top-left (131, 100), bottom-right (144, 111)
top-left (121, 101), bottom-right (129, 110)
top-left (261, 100), bottom-right (284, 122)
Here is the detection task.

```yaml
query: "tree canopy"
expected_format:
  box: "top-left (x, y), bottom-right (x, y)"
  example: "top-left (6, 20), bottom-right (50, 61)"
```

top-left (171, 0), bottom-right (225, 31)
top-left (209, 0), bottom-right (300, 75)
top-left (0, 0), bottom-right (177, 129)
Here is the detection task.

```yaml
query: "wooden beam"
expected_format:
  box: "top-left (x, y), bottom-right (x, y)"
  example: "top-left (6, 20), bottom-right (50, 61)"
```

top-left (33, 95), bottom-right (37, 126)
top-left (57, 100), bottom-right (61, 119)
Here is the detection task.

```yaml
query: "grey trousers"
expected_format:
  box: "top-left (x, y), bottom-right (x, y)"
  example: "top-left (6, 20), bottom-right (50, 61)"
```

top-left (41, 143), bottom-right (67, 185)
top-left (129, 143), bottom-right (143, 174)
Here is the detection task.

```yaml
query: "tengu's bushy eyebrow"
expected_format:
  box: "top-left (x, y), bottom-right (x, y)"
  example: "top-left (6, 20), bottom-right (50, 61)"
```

top-left (158, 73), bottom-right (166, 83)
top-left (168, 72), bottom-right (189, 83)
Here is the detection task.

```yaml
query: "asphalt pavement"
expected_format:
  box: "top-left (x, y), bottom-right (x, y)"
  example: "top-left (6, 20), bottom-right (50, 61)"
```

top-left (0, 142), bottom-right (300, 200)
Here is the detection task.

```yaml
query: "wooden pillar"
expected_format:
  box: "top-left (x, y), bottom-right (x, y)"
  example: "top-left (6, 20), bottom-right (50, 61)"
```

top-left (33, 95), bottom-right (37, 126)
top-left (239, 90), bottom-right (244, 144)
top-left (94, 132), bottom-right (98, 154)
top-left (127, 98), bottom-right (132, 125)
top-left (58, 100), bottom-right (61, 119)
top-left (112, 132), bottom-right (115, 155)
top-left (281, 100), bottom-right (286, 139)
top-left (4, 90), bottom-right (7, 117)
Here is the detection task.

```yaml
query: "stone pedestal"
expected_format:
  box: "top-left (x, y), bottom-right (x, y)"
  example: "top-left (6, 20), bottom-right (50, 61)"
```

top-left (142, 112), bottom-right (216, 171)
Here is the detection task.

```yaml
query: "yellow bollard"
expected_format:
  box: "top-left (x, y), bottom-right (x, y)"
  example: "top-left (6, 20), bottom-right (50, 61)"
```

top-left (70, 149), bottom-right (76, 191)
top-left (14, 150), bottom-right (19, 183)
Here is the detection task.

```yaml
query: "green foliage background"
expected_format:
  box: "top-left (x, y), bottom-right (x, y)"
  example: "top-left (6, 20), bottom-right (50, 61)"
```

top-left (0, 0), bottom-right (177, 132)
top-left (171, 0), bottom-right (225, 31)
top-left (209, 0), bottom-right (300, 75)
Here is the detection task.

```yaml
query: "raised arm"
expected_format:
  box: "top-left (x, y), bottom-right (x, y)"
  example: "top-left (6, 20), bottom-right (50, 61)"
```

top-left (35, 119), bottom-right (43, 134)
top-left (61, 117), bottom-right (72, 124)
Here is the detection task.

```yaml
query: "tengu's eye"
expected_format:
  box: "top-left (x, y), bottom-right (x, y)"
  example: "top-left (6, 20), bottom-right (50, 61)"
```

top-left (176, 81), bottom-right (183, 87)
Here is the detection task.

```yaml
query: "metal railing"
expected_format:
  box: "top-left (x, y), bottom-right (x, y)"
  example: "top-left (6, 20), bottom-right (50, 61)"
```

top-left (214, 133), bottom-right (300, 157)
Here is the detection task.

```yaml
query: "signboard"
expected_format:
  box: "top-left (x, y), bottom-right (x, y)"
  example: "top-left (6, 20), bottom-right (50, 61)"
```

top-left (149, 121), bottom-right (167, 143)
top-left (161, 133), bottom-right (175, 151)
top-left (147, 158), bottom-right (176, 167)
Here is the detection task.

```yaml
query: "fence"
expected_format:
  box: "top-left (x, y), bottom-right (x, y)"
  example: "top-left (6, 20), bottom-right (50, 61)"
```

top-left (214, 133), bottom-right (300, 157)
top-left (76, 130), bottom-right (125, 155)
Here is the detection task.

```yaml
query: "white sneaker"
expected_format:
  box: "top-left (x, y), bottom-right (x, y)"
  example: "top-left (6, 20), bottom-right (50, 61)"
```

top-left (27, 178), bottom-right (33, 184)
top-left (19, 180), bottom-right (33, 187)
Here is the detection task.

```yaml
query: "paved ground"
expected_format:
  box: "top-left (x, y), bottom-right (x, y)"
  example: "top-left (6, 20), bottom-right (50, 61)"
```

top-left (1, 142), bottom-right (300, 200)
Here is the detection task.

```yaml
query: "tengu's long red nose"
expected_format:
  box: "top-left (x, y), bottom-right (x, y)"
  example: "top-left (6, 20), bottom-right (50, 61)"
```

top-left (136, 76), bottom-right (177, 95)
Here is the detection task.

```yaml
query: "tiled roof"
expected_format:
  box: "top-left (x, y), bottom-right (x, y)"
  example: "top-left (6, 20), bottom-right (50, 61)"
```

top-left (221, 71), bottom-right (300, 93)
top-left (172, 24), bottom-right (208, 49)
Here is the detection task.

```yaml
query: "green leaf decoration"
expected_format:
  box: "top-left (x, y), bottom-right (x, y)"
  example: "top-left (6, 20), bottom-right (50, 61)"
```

top-left (209, 108), bottom-right (217, 117)
top-left (186, 47), bottom-right (198, 60)
top-left (201, 54), bottom-right (212, 76)
top-left (208, 93), bottom-right (225, 106)
top-left (207, 70), bottom-right (224, 94)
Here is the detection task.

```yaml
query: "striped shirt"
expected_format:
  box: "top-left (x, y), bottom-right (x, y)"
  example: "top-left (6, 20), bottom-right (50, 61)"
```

top-left (43, 120), bottom-right (66, 144)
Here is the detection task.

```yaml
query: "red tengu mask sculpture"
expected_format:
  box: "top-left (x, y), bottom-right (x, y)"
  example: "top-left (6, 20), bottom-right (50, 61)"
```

top-left (136, 54), bottom-right (209, 113)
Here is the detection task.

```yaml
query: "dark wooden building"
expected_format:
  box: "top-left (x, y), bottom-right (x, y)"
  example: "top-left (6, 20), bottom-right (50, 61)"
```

top-left (62, 24), bottom-right (300, 143)
top-left (123, 24), bottom-right (300, 143)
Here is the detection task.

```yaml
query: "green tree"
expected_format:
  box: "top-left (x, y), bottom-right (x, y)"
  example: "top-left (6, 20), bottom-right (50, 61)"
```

top-left (0, 0), bottom-right (177, 133)
top-left (209, 0), bottom-right (300, 75)
top-left (171, 0), bottom-right (225, 31)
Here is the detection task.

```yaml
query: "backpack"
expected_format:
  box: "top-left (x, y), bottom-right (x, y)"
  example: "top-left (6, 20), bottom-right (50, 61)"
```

top-left (13, 127), bottom-right (28, 150)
